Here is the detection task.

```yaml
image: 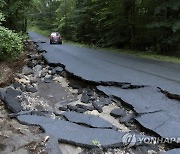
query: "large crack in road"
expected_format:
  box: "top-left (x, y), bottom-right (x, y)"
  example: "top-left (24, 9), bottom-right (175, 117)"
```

top-left (1, 37), bottom-right (180, 153)
top-left (31, 32), bottom-right (180, 145)
top-left (30, 32), bottom-right (180, 95)
top-left (0, 41), bottom-right (144, 153)
top-left (97, 86), bottom-right (180, 143)
top-left (31, 32), bottom-right (180, 153)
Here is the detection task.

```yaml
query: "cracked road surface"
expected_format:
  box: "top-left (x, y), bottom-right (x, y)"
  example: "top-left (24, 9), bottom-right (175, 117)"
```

top-left (29, 32), bottom-right (180, 94)
top-left (1, 39), bottom-right (180, 153)
top-left (97, 86), bottom-right (180, 142)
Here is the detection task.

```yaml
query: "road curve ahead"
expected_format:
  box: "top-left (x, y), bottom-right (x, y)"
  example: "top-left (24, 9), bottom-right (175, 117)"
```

top-left (29, 32), bottom-right (180, 94)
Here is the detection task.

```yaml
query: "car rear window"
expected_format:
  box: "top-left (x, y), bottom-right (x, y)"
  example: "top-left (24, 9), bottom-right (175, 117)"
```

top-left (51, 32), bottom-right (59, 36)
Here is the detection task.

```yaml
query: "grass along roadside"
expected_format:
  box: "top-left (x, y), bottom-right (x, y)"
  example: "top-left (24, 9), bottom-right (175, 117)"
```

top-left (64, 40), bottom-right (180, 64)
top-left (29, 26), bottom-right (51, 37)
top-left (107, 48), bottom-right (180, 64)
top-left (29, 27), bottom-right (180, 64)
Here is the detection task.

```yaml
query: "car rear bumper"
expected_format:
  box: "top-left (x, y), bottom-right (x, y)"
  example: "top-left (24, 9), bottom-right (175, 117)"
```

top-left (50, 39), bottom-right (62, 44)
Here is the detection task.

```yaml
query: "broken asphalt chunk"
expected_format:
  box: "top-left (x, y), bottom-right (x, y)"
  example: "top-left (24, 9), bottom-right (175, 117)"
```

top-left (51, 66), bottom-right (63, 75)
top-left (97, 86), bottom-right (180, 143)
top-left (92, 101), bottom-right (103, 113)
top-left (4, 87), bottom-right (23, 113)
top-left (55, 100), bottom-right (74, 111)
top-left (97, 86), bottom-right (180, 115)
top-left (76, 108), bottom-right (87, 113)
top-left (66, 105), bottom-right (87, 113)
top-left (110, 108), bottom-right (126, 117)
top-left (17, 115), bottom-right (143, 148)
top-left (67, 104), bottom-right (79, 111)
top-left (62, 111), bottom-right (115, 129)
top-left (81, 93), bottom-right (90, 104)
top-left (136, 111), bottom-right (180, 143)
top-left (119, 113), bottom-right (136, 124)
top-left (76, 104), bottom-right (94, 111)
top-left (96, 97), bottom-right (112, 107)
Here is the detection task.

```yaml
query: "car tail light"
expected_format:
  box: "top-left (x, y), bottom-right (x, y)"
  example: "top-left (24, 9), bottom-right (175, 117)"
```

top-left (59, 36), bottom-right (62, 39)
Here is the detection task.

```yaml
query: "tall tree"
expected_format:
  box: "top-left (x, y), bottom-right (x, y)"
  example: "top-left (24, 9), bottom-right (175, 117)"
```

top-left (0, 0), bottom-right (35, 32)
top-left (31, 0), bottom-right (180, 53)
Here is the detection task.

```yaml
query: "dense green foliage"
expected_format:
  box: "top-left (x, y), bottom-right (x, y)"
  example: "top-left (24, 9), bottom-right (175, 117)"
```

top-left (31, 0), bottom-right (180, 54)
top-left (0, 0), bottom-right (36, 61)
top-left (0, 0), bottom-right (35, 32)
top-left (0, 0), bottom-right (179, 58)
top-left (0, 12), bottom-right (23, 61)
top-left (0, 26), bottom-right (23, 61)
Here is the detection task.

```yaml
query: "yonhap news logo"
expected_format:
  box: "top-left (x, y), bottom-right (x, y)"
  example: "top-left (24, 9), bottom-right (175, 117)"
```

top-left (122, 132), bottom-right (180, 147)
top-left (122, 133), bottom-right (136, 147)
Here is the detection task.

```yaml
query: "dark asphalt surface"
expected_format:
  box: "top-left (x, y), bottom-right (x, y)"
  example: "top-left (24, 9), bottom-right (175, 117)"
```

top-left (97, 86), bottom-right (180, 140)
top-left (17, 115), bottom-right (128, 148)
top-left (29, 32), bottom-right (180, 94)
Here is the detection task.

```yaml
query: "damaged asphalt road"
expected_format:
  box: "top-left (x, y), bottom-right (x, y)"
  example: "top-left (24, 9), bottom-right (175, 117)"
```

top-left (0, 33), bottom-right (180, 153)
top-left (0, 41), bottom-right (145, 153)
top-left (29, 32), bottom-right (180, 95)
top-left (27, 32), bottom-right (180, 152)
top-left (97, 86), bottom-right (180, 143)
top-left (17, 114), bottom-right (140, 149)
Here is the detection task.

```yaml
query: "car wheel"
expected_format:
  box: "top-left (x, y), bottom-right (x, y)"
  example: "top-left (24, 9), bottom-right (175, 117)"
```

top-left (50, 41), bottom-right (52, 44)
top-left (59, 42), bottom-right (62, 45)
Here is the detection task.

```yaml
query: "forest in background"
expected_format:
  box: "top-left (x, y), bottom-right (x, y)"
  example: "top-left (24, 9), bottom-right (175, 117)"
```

top-left (30, 0), bottom-right (180, 54)
top-left (0, 0), bottom-right (35, 60)
top-left (0, 0), bottom-right (180, 60)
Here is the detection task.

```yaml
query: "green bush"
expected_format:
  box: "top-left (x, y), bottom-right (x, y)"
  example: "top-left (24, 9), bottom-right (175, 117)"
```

top-left (0, 26), bottom-right (23, 61)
